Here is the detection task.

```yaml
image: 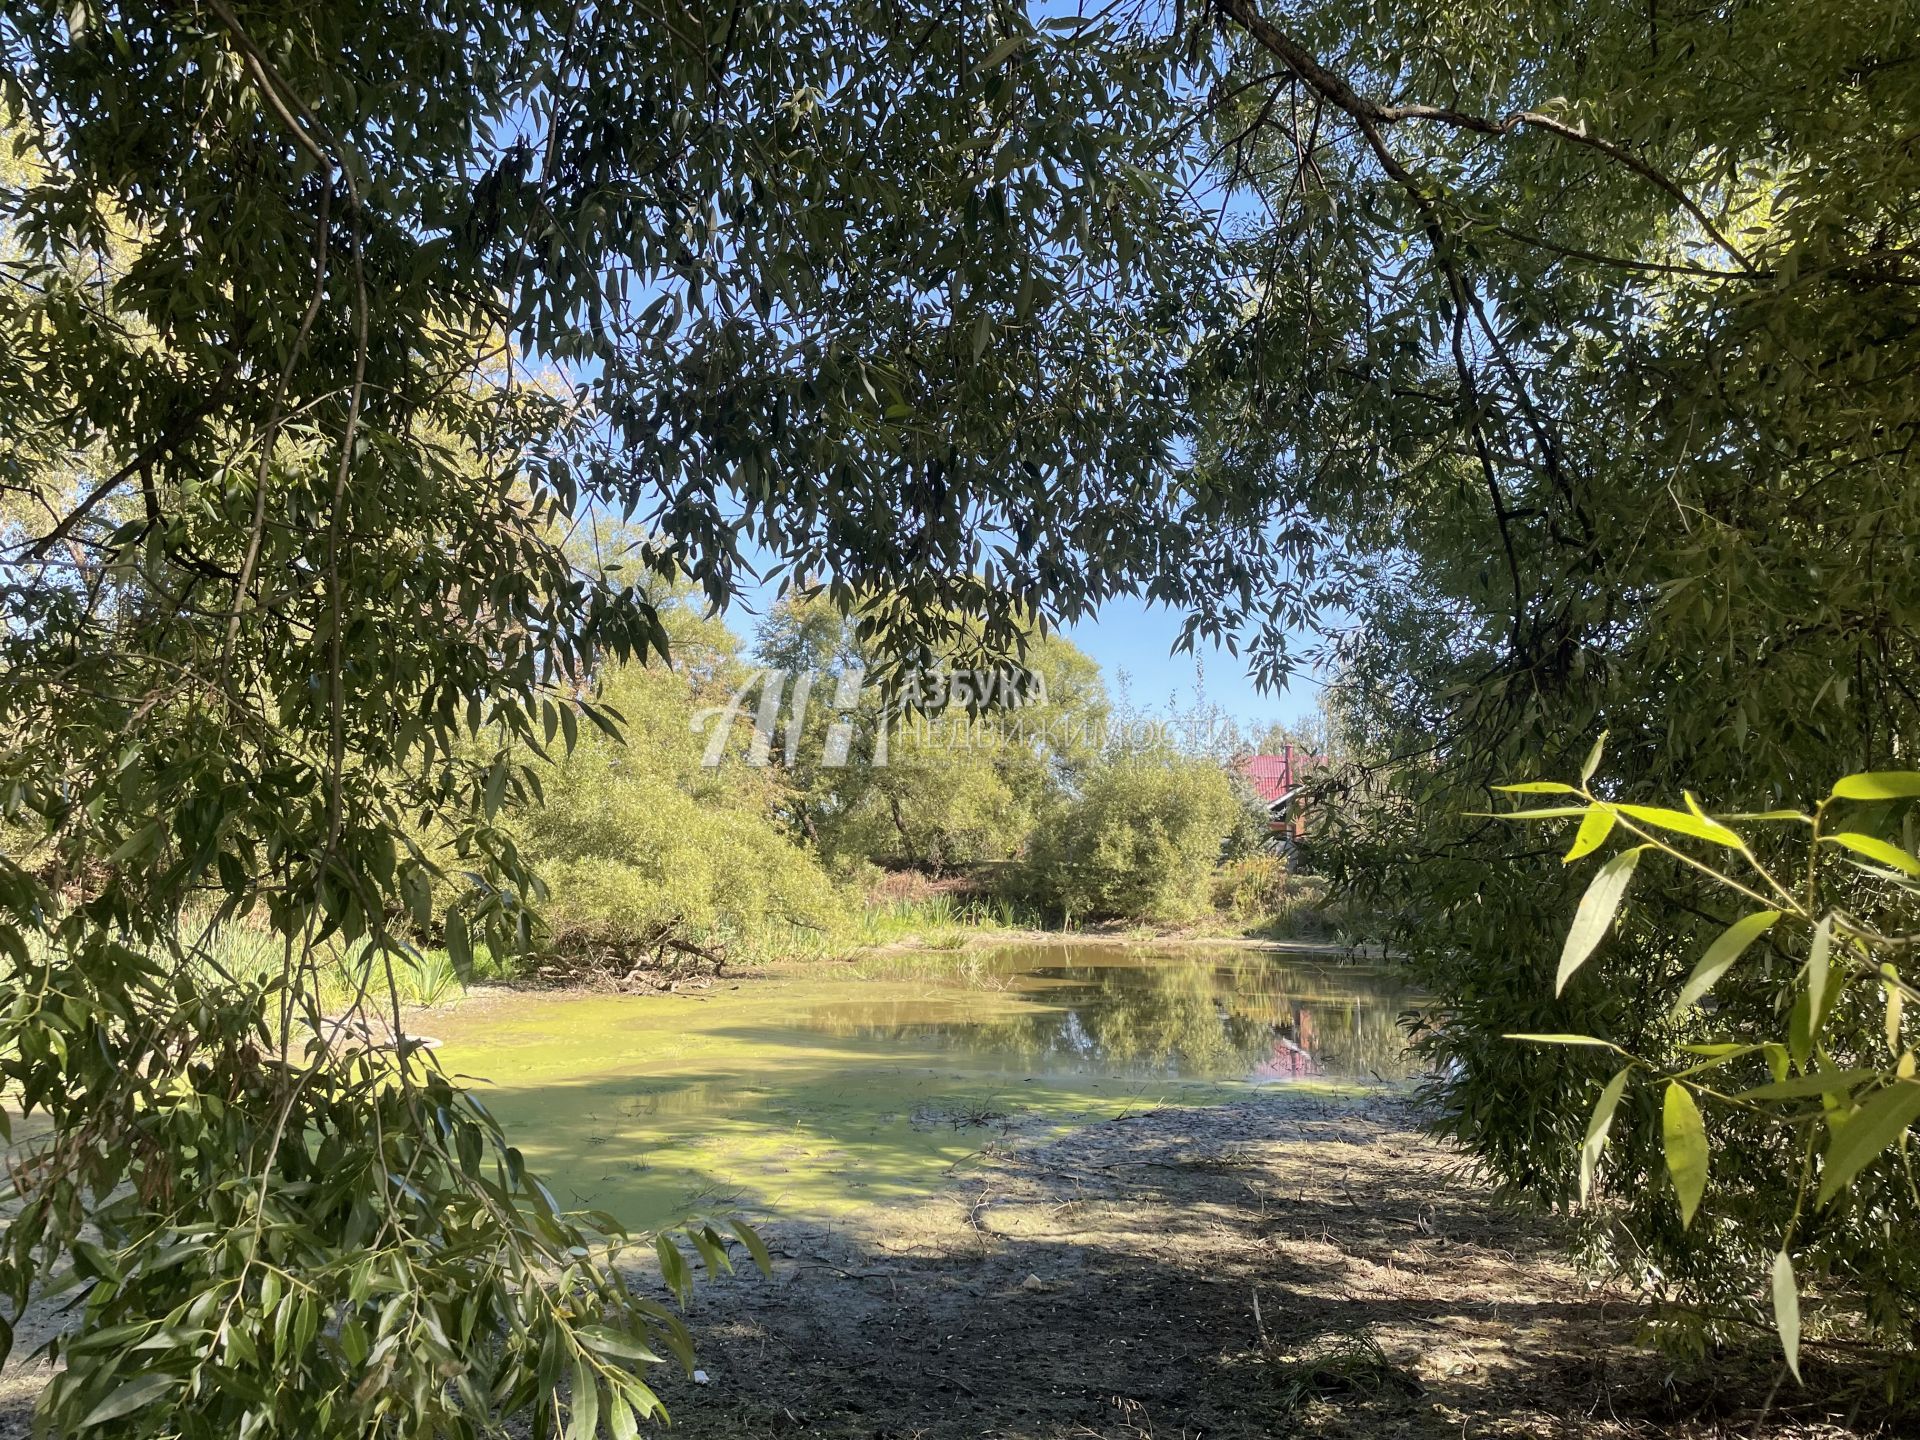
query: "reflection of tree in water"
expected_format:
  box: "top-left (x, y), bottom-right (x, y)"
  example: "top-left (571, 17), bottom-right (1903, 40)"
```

top-left (806, 954), bottom-right (1421, 1082)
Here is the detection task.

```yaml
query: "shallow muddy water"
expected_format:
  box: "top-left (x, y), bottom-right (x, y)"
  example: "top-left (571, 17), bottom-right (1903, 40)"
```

top-left (429, 942), bottom-right (1420, 1228)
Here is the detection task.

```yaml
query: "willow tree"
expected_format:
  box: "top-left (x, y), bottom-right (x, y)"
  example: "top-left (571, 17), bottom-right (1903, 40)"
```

top-left (0, 3), bottom-right (1294, 1434)
top-left (1187, 0), bottom-right (1920, 1368)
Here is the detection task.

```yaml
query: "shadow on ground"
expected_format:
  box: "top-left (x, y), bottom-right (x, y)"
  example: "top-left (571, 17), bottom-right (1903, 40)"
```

top-left (637, 1093), bottom-right (1884, 1440)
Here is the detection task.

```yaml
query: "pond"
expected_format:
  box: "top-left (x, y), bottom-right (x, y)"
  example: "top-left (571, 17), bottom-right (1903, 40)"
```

top-left (429, 941), bottom-right (1422, 1229)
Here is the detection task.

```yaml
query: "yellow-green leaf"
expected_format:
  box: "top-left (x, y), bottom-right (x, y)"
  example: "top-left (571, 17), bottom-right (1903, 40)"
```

top-left (1772, 1250), bottom-right (1801, 1382)
top-left (1579, 1066), bottom-right (1632, 1203)
top-left (1564, 806), bottom-right (1616, 864)
top-left (1663, 1082), bottom-right (1708, 1227)
top-left (1817, 1079), bottom-right (1920, 1206)
top-left (1822, 831), bottom-right (1920, 876)
top-left (1556, 846), bottom-right (1647, 995)
top-left (1804, 917), bottom-right (1833, 1041)
top-left (1671, 911), bottom-right (1781, 1015)
top-left (1831, 771), bottom-right (1920, 802)
top-left (1616, 804), bottom-right (1742, 849)
top-left (1580, 730), bottom-right (1607, 784)
top-left (1504, 1033), bottom-right (1630, 1052)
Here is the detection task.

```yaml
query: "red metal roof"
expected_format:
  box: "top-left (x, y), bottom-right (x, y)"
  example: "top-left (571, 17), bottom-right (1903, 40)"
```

top-left (1237, 748), bottom-right (1318, 805)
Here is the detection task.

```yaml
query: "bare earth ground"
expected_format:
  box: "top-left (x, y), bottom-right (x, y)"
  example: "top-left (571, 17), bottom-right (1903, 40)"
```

top-left (639, 1092), bottom-right (1880, 1440)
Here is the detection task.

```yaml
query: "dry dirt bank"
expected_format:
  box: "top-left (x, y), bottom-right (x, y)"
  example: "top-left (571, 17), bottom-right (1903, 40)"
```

top-left (640, 1091), bottom-right (1882, 1440)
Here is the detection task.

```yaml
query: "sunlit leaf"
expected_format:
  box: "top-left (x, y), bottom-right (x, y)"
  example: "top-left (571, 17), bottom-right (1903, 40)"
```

top-left (1504, 1033), bottom-right (1630, 1052)
top-left (1671, 911), bottom-right (1781, 1015)
top-left (1564, 806), bottom-right (1616, 864)
top-left (1662, 1082), bottom-right (1708, 1228)
top-left (1579, 731), bottom-right (1607, 785)
top-left (1821, 832), bottom-right (1920, 877)
top-left (1772, 1250), bottom-right (1801, 1382)
top-left (1615, 804), bottom-right (1742, 849)
top-left (1556, 846), bottom-right (1647, 994)
top-left (1579, 1066), bottom-right (1633, 1203)
top-left (1817, 1079), bottom-right (1920, 1206)
top-left (1830, 772), bottom-right (1920, 802)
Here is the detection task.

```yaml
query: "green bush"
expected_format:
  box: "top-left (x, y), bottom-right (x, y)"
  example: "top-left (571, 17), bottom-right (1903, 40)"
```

top-left (1022, 754), bottom-right (1241, 922)
top-left (509, 650), bottom-right (849, 964)
top-left (1209, 854), bottom-right (1288, 919)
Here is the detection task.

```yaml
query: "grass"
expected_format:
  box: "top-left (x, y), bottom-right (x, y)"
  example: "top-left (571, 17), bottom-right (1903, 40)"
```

top-left (1263, 1329), bottom-right (1425, 1416)
top-left (175, 921), bottom-right (517, 1012)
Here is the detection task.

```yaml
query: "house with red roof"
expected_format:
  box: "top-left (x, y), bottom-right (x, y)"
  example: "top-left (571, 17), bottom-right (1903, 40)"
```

top-left (1237, 745), bottom-right (1319, 837)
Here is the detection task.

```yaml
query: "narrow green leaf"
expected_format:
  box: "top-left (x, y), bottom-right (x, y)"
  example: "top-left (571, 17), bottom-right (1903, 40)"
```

top-left (1564, 806), bottom-right (1616, 864)
top-left (1557, 846), bottom-right (1647, 995)
top-left (1504, 1033), bottom-right (1629, 1052)
top-left (1822, 832), bottom-right (1920, 876)
top-left (1831, 771), bottom-right (1920, 802)
top-left (1772, 1250), bottom-right (1801, 1382)
top-left (1663, 1082), bottom-right (1708, 1228)
top-left (444, 911), bottom-right (473, 982)
top-left (1738, 1069), bottom-right (1878, 1101)
top-left (1616, 804), bottom-right (1742, 849)
top-left (566, 1358), bottom-right (598, 1440)
top-left (79, 1374), bottom-right (174, 1428)
top-left (1580, 730), bottom-right (1607, 784)
top-left (1804, 917), bottom-right (1833, 1042)
top-left (1817, 1079), bottom-right (1920, 1206)
top-left (1493, 781), bottom-right (1577, 794)
top-left (608, 1392), bottom-right (641, 1440)
top-left (1579, 1066), bottom-right (1633, 1203)
top-left (729, 1218), bottom-right (774, 1277)
top-left (1672, 911), bottom-right (1781, 1015)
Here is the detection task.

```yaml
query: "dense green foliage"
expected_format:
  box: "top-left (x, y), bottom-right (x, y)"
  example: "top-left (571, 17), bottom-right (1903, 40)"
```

top-left (504, 598), bottom-right (846, 965)
top-left (1022, 751), bottom-right (1244, 923)
top-left (753, 593), bottom-right (1110, 874)
top-left (6, 0), bottom-right (1916, 1425)
top-left (0, 2), bottom-right (1248, 1433)
top-left (1190, 0), bottom-right (1920, 1372)
top-left (1493, 758), bottom-right (1920, 1380)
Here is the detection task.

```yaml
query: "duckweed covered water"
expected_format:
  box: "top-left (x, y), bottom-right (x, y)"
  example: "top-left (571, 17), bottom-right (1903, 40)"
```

top-left (430, 942), bottom-right (1419, 1228)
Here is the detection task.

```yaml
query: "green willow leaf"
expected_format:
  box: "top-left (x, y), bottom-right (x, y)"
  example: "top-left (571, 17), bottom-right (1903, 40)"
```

top-left (1738, 1069), bottom-right (1880, 1101)
top-left (1830, 772), bottom-right (1920, 802)
top-left (1822, 832), bottom-right (1920, 877)
top-left (1563, 806), bottom-right (1616, 864)
top-left (1772, 1250), bottom-right (1801, 1382)
top-left (1804, 917), bottom-right (1834, 1045)
top-left (1556, 846), bottom-right (1648, 995)
top-left (1615, 804), bottom-right (1743, 849)
top-left (1671, 910), bottom-right (1781, 1015)
top-left (1817, 1079), bottom-right (1920, 1207)
top-left (1504, 1033), bottom-right (1630, 1051)
top-left (1579, 730), bottom-right (1607, 785)
top-left (1662, 1082), bottom-right (1708, 1228)
top-left (78, 1375), bottom-right (174, 1429)
top-left (1579, 1066), bottom-right (1633, 1203)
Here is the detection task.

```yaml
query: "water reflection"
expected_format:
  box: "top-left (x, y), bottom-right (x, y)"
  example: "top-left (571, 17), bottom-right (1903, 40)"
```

top-left (804, 945), bottom-right (1419, 1083)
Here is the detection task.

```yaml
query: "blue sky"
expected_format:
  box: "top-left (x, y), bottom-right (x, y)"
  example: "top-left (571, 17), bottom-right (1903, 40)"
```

top-left (1059, 595), bottom-right (1321, 731)
top-left (720, 561), bottom-right (1321, 734)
